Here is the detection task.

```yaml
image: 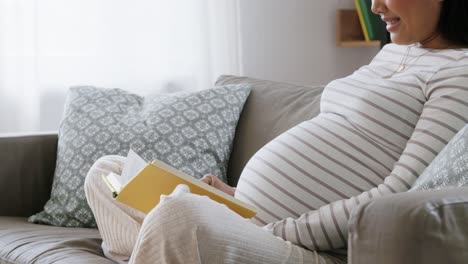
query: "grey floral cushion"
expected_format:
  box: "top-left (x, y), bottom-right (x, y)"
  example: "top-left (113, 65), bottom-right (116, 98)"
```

top-left (410, 124), bottom-right (468, 192)
top-left (29, 84), bottom-right (251, 227)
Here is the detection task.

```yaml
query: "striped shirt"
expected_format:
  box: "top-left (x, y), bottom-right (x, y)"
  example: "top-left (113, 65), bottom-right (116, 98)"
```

top-left (235, 43), bottom-right (468, 251)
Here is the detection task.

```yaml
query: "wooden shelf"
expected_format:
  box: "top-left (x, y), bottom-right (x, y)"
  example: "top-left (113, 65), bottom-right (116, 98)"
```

top-left (336, 9), bottom-right (381, 47)
top-left (338, 40), bottom-right (381, 47)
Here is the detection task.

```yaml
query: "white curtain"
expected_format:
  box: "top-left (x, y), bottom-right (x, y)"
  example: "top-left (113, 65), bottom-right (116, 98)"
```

top-left (0, 0), bottom-right (242, 134)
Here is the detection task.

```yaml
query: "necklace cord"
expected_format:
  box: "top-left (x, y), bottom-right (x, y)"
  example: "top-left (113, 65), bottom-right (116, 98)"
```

top-left (382, 44), bottom-right (445, 79)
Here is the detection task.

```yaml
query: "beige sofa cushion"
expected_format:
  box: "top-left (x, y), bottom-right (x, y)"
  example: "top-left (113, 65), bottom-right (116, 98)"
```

top-left (0, 217), bottom-right (111, 264)
top-left (215, 75), bottom-right (324, 186)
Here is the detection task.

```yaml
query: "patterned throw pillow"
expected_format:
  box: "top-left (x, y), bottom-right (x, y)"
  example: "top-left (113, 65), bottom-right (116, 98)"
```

top-left (29, 84), bottom-right (251, 227)
top-left (410, 124), bottom-right (468, 192)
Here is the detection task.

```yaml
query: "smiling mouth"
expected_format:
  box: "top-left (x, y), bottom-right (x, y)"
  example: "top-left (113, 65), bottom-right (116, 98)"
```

top-left (386, 18), bottom-right (401, 25)
top-left (383, 17), bottom-right (401, 32)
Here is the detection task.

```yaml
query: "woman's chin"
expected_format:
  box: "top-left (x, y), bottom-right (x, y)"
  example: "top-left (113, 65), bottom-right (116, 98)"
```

top-left (389, 35), bottom-right (415, 46)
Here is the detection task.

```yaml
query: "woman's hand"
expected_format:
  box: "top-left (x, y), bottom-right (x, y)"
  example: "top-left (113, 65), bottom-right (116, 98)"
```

top-left (199, 175), bottom-right (236, 197)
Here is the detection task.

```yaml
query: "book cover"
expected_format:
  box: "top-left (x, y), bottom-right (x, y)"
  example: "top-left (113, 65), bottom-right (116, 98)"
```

top-left (102, 151), bottom-right (257, 219)
top-left (357, 0), bottom-right (383, 40)
top-left (354, 0), bottom-right (370, 41)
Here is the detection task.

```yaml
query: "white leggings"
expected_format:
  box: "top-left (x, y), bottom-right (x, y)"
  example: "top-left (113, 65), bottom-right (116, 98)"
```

top-left (84, 155), bottom-right (347, 264)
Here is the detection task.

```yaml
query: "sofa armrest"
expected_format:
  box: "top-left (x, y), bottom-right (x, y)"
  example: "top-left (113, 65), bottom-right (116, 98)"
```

top-left (348, 187), bottom-right (468, 264)
top-left (0, 134), bottom-right (58, 217)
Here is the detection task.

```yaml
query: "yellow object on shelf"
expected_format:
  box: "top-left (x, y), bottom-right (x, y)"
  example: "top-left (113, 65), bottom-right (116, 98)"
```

top-left (354, 0), bottom-right (370, 41)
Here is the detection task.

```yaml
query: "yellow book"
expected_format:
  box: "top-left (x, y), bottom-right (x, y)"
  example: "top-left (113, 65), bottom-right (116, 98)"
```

top-left (102, 150), bottom-right (257, 219)
top-left (354, 0), bottom-right (370, 41)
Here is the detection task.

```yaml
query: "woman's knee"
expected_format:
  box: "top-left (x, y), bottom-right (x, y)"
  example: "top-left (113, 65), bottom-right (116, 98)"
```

top-left (144, 187), bottom-right (217, 237)
top-left (84, 155), bottom-right (126, 193)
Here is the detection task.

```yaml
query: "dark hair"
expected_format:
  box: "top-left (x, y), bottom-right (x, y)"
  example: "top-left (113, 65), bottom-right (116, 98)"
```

top-left (438, 0), bottom-right (468, 47)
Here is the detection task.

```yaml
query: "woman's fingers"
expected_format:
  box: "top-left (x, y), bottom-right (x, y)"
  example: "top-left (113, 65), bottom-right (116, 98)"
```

top-left (200, 175), bottom-right (214, 185)
top-left (199, 175), bottom-right (235, 196)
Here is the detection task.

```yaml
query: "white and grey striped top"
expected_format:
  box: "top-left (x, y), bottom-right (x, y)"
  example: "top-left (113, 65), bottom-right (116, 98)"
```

top-left (235, 43), bottom-right (468, 251)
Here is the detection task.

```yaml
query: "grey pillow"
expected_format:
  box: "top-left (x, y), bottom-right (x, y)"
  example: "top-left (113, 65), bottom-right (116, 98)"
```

top-left (29, 84), bottom-right (251, 227)
top-left (410, 124), bottom-right (468, 192)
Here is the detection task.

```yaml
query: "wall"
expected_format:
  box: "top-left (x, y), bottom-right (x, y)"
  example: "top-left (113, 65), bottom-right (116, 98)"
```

top-left (0, 1), bottom-right (240, 133)
top-left (238, 0), bottom-right (380, 86)
top-left (1, 1), bottom-right (380, 133)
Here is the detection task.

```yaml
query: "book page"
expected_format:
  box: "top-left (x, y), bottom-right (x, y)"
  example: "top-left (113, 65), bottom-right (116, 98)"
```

top-left (120, 149), bottom-right (148, 186)
top-left (105, 172), bottom-right (123, 192)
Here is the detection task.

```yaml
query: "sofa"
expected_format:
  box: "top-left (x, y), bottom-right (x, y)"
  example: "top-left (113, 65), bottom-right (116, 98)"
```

top-left (0, 76), bottom-right (467, 264)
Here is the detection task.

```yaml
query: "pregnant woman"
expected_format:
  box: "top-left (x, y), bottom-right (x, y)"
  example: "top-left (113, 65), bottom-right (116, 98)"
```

top-left (85, 0), bottom-right (468, 263)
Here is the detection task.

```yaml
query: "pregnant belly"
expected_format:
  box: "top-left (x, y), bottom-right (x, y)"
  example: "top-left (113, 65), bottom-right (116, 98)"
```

top-left (235, 114), bottom-right (398, 225)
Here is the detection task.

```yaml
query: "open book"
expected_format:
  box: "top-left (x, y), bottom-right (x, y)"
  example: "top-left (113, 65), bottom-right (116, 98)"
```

top-left (102, 150), bottom-right (257, 219)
